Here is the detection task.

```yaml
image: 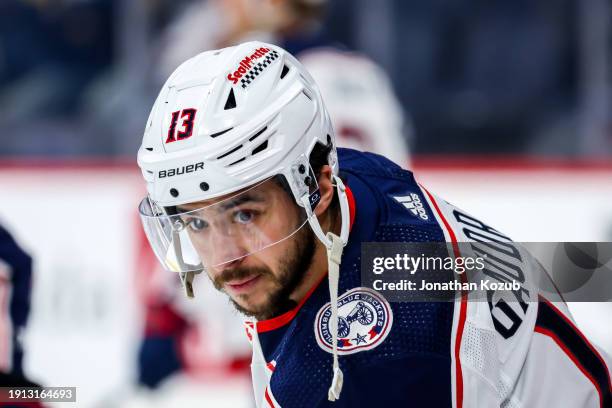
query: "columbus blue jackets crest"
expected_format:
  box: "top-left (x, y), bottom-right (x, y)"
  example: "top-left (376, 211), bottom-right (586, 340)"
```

top-left (314, 287), bottom-right (393, 355)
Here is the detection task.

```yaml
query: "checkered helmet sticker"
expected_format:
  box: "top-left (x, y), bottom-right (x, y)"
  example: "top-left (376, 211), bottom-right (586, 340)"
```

top-left (240, 50), bottom-right (280, 89)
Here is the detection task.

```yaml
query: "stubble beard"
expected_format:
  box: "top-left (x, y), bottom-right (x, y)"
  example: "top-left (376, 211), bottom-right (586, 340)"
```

top-left (212, 224), bottom-right (316, 320)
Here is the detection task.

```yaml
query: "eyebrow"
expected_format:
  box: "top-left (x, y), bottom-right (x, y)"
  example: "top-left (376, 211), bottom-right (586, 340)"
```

top-left (176, 193), bottom-right (265, 214)
top-left (218, 194), bottom-right (265, 211)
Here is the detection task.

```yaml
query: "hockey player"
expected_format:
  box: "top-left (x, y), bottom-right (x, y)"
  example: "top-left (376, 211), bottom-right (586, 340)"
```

top-left (137, 42), bottom-right (611, 407)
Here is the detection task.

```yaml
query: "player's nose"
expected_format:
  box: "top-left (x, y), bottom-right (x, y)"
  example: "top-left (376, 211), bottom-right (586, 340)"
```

top-left (204, 229), bottom-right (248, 270)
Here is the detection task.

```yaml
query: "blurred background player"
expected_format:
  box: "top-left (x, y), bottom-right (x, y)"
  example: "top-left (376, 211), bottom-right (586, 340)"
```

top-left (0, 223), bottom-right (39, 391)
top-left (299, 49), bottom-right (411, 167)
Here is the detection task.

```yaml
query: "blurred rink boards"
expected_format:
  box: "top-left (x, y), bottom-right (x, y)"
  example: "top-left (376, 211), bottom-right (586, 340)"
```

top-left (0, 159), bottom-right (611, 407)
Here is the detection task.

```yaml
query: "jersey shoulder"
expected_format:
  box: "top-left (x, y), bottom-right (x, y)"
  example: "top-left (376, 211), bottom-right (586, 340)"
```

top-left (337, 148), bottom-right (438, 229)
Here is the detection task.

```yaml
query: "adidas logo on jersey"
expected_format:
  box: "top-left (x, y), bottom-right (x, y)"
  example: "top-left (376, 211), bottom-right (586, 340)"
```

top-left (393, 193), bottom-right (429, 220)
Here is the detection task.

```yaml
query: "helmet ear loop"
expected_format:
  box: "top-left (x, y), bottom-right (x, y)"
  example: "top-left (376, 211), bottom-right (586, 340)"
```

top-left (302, 174), bottom-right (349, 249)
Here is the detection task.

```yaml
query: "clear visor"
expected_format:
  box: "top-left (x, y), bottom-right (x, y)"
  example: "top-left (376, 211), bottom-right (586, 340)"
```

top-left (139, 175), bottom-right (317, 273)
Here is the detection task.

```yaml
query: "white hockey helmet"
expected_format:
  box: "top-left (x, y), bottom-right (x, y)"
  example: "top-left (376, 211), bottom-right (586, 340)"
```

top-left (137, 41), bottom-right (349, 291)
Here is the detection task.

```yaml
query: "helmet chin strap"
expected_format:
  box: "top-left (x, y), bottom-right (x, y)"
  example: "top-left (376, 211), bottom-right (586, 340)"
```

top-left (302, 175), bottom-right (350, 402)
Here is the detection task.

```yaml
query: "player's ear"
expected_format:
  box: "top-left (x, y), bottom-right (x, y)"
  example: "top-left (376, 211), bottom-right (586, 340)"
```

top-left (314, 165), bottom-right (334, 217)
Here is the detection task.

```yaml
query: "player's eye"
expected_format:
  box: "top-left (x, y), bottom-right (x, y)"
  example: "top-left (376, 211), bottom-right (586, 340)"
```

top-left (233, 210), bottom-right (255, 224)
top-left (186, 217), bottom-right (208, 232)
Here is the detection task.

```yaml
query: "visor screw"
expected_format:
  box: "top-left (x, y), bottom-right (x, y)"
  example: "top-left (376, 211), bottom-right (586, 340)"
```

top-left (304, 176), bottom-right (312, 186)
top-left (298, 164), bottom-right (306, 174)
top-left (170, 188), bottom-right (179, 197)
top-left (200, 182), bottom-right (209, 191)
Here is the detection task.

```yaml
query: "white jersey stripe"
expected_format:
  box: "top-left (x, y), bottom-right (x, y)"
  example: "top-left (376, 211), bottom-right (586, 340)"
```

top-left (419, 185), bottom-right (467, 408)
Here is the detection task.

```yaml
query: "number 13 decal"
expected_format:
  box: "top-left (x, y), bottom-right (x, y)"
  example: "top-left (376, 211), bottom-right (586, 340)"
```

top-left (166, 108), bottom-right (197, 143)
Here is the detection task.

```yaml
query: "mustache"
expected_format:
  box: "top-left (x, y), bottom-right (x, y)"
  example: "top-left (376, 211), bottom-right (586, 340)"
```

top-left (213, 266), bottom-right (273, 290)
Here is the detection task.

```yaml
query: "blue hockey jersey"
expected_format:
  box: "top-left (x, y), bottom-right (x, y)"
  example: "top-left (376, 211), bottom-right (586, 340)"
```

top-left (245, 148), bottom-right (611, 408)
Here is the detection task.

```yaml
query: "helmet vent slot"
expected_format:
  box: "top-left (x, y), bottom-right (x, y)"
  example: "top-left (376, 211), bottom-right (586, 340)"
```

top-left (280, 64), bottom-right (290, 79)
top-left (228, 157), bottom-right (246, 166)
top-left (217, 144), bottom-right (243, 159)
top-left (249, 126), bottom-right (268, 142)
top-left (224, 88), bottom-right (237, 110)
top-left (252, 140), bottom-right (268, 155)
top-left (302, 90), bottom-right (312, 100)
top-left (145, 147), bottom-right (153, 151)
top-left (210, 128), bottom-right (233, 138)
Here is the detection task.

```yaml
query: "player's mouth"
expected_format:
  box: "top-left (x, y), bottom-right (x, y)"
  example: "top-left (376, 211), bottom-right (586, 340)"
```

top-left (225, 274), bottom-right (262, 295)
